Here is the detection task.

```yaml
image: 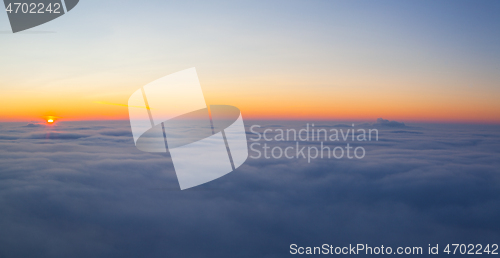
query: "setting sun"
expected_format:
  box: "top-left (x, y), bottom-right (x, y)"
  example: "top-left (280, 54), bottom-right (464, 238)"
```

top-left (45, 116), bottom-right (57, 124)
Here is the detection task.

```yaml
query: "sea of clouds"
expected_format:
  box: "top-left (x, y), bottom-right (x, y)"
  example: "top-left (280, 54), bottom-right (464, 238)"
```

top-left (0, 120), bottom-right (499, 257)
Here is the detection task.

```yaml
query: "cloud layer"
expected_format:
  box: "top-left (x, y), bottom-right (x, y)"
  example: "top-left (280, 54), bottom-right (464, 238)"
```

top-left (0, 120), bottom-right (499, 257)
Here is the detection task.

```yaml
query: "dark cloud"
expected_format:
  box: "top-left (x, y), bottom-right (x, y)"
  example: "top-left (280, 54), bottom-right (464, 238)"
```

top-left (25, 132), bottom-right (92, 140)
top-left (331, 123), bottom-right (353, 128)
top-left (24, 123), bottom-right (44, 128)
top-left (0, 120), bottom-right (499, 257)
top-left (99, 129), bottom-right (133, 137)
top-left (0, 135), bottom-right (19, 140)
top-left (373, 118), bottom-right (406, 128)
top-left (390, 130), bottom-right (423, 134)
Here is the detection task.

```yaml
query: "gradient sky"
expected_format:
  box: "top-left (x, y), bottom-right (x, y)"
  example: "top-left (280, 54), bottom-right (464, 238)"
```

top-left (0, 0), bottom-right (499, 122)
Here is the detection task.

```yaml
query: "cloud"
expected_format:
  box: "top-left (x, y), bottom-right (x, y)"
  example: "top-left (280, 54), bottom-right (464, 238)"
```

top-left (99, 129), bottom-right (133, 137)
top-left (25, 132), bottom-right (91, 140)
top-left (0, 120), bottom-right (499, 257)
top-left (373, 118), bottom-right (406, 128)
top-left (0, 135), bottom-right (19, 140)
top-left (24, 123), bottom-right (44, 128)
top-left (390, 130), bottom-right (423, 134)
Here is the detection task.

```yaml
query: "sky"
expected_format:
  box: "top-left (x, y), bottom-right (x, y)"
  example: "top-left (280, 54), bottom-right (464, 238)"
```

top-left (0, 0), bottom-right (499, 122)
top-left (1, 2), bottom-right (500, 255)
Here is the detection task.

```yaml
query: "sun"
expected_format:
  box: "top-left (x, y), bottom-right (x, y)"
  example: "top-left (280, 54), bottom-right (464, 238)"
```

top-left (44, 116), bottom-right (58, 124)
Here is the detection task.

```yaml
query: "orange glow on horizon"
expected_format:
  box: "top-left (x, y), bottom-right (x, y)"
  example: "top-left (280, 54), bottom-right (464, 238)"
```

top-left (0, 102), bottom-right (497, 125)
top-left (0, 98), bottom-right (498, 124)
top-left (1, 79), bottom-right (499, 124)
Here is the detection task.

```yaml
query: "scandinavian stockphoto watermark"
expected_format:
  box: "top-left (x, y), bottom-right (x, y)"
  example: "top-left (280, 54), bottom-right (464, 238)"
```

top-left (248, 124), bottom-right (379, 162)
top-left (128, 68), bottom-right (249, 190)
top-left (3, 0), bottom-right (79, 33)
top-left (126, 69), bottom-right (378, 189)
